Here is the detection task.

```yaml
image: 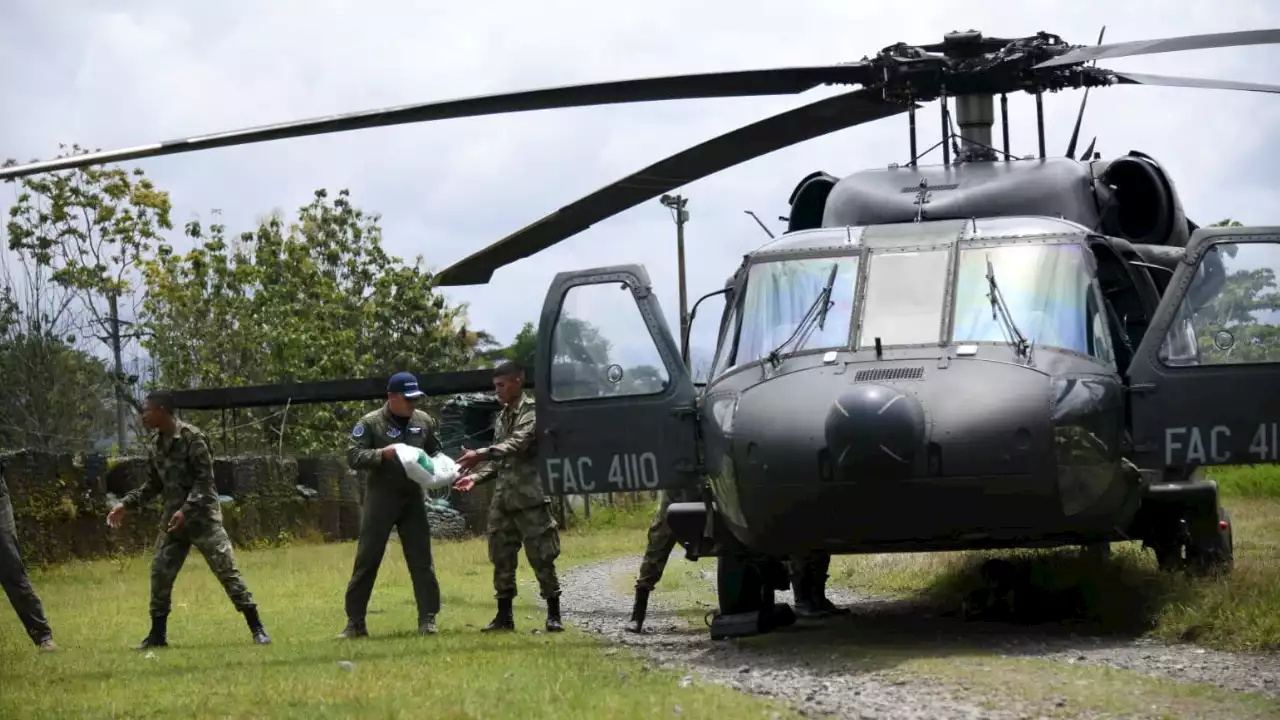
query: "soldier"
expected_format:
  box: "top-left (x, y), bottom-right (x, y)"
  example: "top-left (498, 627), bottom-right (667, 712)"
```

top-left (624, 487), bottom-right (697, 633)
top-left (0, 459), bottom-right (56, 652)
top-left (788, 551), bottom-right (851, 618)
top-left (338, 371), bottom-right (443, 639)
top-left (454, 360), bottom-right (562, 633)
top-left (107, 390), bottom-right (270, 649)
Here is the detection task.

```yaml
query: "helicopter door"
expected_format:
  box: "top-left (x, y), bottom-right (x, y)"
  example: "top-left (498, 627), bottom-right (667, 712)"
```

top-left (1126, 226), bottom-right (1280, 471)
top-left (534, 264), bottom-right (701, 496)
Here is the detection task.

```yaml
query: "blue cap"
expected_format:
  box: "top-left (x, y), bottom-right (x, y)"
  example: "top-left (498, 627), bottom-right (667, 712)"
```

top-left (388, 371), bottom-right (424, 399)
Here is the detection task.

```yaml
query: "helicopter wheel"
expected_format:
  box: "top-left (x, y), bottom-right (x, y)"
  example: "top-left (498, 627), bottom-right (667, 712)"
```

top-left (1186, 507), bottom-right (1234, 577)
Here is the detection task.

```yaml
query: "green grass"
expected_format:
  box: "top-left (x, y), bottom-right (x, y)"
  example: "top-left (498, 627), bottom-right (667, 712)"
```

top-left (0, 502), bottom-right (802, 720)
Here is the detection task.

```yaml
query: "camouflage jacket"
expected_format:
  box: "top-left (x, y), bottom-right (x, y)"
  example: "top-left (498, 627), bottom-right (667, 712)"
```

top-left (471, 393), bottom-right (547, 511)
top-left (347, 404), bottom-right (441, 488)
top-left (120, 421), bottom-right (221, 523)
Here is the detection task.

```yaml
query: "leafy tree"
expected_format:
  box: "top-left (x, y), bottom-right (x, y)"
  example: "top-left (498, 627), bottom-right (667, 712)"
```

top-left (3, 144), bottom-right (173, 449)
top-left (140, 189), bottom-right (486, 455)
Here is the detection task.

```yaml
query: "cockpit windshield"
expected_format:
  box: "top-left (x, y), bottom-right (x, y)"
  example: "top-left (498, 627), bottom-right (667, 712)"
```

top-left (951, 242), bottom-right (1093, 354)
top-left (734, 256), bottom-right (859, 366)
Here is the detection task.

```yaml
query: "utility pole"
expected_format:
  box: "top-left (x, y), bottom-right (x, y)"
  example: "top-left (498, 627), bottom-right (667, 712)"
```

top-left (108, 293), bottom-right (128, 451)
top-left (659, 194), bottom-right (690, 363)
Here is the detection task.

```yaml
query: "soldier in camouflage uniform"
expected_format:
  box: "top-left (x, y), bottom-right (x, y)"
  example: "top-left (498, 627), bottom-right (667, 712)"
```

top-left (107, 391), bottom-right (270, 649)
top-left (624, 486), bottom-right (697, 633)
top-left (0, 459), bottom-right (56, 652)
top-left (338, 371), bottom-right (444, 639)
top-left (455, 361), bottom-right (562, 633)
top-left (787, 551), bottom-right (850, 618)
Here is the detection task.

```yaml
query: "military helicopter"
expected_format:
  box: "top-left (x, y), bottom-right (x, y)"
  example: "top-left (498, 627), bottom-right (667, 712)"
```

top-left (5, 27), bottom-right (1280, 641)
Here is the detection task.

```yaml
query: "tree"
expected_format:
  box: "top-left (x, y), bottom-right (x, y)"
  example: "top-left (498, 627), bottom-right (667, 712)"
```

top-left (140, 188), bottom-right (486, 455)
top-left (4, 145), bottom-right (173, 449)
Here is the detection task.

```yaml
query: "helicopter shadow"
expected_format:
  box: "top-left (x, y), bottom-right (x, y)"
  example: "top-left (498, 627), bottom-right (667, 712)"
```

top-left (702, 549), bottom-right (1185, 670)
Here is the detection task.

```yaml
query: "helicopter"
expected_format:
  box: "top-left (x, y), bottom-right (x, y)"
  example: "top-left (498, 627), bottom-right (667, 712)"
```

top-left (4, 27), bottom-right (1280, 642)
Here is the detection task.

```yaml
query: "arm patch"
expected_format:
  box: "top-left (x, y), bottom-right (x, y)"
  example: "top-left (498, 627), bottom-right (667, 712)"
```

top-left (352, 423), bottom-right (365, 438)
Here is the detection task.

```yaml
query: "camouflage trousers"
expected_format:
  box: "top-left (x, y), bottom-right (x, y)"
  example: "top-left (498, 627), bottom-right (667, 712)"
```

top-left (488, 501), bottom-right (561, 600)
top-left (150, 518), bottom-right (255, 617)
top-left (636, 492), bottom-right (679, 591)
top-left (787, 550), bottom-right (832, 586)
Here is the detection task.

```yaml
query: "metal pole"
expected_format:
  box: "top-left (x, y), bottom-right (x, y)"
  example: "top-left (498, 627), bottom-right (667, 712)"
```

top-left (940, 95), bottom-right (950, 166)
top-left (108, 293), bottom-right (127, 452)
top-left (1000, 93), bottom-right (1010, 160)
top-left (908, 105), bottom-right (918, 166)
top-left (1035, 91), bottom-right (1046, 159)
top-left (676, 196), bottom-right (689, 367)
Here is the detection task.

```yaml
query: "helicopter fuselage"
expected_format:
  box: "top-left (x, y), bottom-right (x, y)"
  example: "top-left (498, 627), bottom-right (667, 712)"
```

top-left (668, 216), bottom-right (1142, 557)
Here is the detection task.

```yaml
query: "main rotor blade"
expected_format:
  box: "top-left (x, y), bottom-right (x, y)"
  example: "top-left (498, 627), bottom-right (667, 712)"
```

top-left (1035, 28), bottom-right (1280, 68)
top-left (1110, 71), bottom-right (1280, 94)
top-left (433, 88), bottom-right (913, 287)
top-left (0, 64), bottom-right (869, 181)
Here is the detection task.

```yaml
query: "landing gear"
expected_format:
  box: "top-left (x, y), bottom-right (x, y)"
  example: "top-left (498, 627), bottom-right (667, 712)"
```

top-left (1146, 506), bottom-right (1233, 576)
top-left (708, 551), bottom-right (795, 640)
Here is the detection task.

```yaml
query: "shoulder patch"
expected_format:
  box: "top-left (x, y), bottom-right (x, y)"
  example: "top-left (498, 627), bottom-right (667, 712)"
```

top-left (352, 423), bottom-right (365, 438)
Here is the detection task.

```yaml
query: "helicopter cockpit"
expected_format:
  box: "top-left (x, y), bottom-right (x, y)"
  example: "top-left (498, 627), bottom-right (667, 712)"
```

top-left (709, 215), bottom-right (1116, 383)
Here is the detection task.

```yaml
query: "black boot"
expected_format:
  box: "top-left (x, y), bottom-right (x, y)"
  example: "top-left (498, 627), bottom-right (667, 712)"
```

top-left (482, 598), bottom-right (515, 632)
top-left (811, 575), bottom-right (850, 616)
top-left (137, 614), bottom-right (168, 650)
top-left (792, 577), bottom-right (826, 618)
top-left (337, 618), bottom-right (368, 639)
top-left (545, 596), bottom-right (563, 633)
top-left (624, 587), bottom-right (650, 633)
top-left (243, 607), bottom-right (271, 645)
top-left (419, 614), bottom-right (438, 635)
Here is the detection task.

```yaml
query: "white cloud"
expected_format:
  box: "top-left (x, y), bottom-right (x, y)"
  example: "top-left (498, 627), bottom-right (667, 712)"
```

top-left (2, 0), bottom-right (1278, 374)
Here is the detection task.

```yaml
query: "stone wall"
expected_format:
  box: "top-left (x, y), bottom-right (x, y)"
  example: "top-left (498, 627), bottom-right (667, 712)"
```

top-left (2, 449), bottom-right (475, 568)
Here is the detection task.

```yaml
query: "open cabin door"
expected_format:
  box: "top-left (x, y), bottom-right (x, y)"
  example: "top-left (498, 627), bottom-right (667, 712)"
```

top-left (1127, 226), bottom-right (1280, 473)
top-left (534, 265), bottom-right (701, 495)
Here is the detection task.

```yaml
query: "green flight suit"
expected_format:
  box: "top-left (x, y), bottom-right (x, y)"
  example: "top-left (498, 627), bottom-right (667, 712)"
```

top-left (345, 404), bottom-right (443, 624)
top-left (119, 420), bottom-right (256, 618)
top-left (470, 393), bottom-right (561, 600)
top-left (0, 469), bottom-right (53, 646)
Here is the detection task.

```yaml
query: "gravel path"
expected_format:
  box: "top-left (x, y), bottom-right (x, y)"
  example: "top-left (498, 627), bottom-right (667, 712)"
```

top-left (554, 556), bottom-right (1280, 719)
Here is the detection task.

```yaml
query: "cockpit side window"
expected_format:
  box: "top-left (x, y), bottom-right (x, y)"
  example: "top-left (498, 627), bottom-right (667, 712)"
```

top-left (733, 255), bottom-right (859, 367)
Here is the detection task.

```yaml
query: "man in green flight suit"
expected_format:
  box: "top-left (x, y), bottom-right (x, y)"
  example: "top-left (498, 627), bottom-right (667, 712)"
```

top-left (107, 390), bottom-right (270, 649)
top-left (455, 360), bottom-right (563, 633)
top-left (338, 371), bottom-right (443, 639)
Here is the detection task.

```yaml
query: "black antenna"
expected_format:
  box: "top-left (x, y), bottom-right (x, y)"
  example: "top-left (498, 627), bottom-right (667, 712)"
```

top-left (1066, 25), bottom-right (1107, 159)
top-left (743, 210), bottom-right (775, 238)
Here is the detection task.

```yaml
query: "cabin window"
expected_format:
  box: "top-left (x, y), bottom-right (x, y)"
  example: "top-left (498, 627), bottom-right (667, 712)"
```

top-left (548, 281), bottom-right (671, 401)
top-left (708, 304), bottom-right (738, 381)
top-left (1159, 240), bottom-right (1280, 366)
top-left (734, 256), bottom-right (859, 365)
top-left (857, 249), bottom-right (950, 348)
top-left (951, 242), bottom-right (1093, 355)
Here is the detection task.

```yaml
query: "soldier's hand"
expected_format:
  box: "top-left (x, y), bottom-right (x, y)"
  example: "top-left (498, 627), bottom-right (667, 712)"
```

top-left (380, 446), bottom-right (398, 460)
top-left (166, 509), bottom-right (186, 533)
top-left (106, 503), bottom-right (126, 529)
top-left (454, 476), bottom-right (476, 492)
top-left (456, 447), bottom-right (482, 472)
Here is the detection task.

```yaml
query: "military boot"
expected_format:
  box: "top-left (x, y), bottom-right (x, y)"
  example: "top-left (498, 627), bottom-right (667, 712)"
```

top-left (545, 596), bottom-right (564, 633)
top-left (243, 607), bottom-right (271, 645)
top-left (419, 614), bottom-right (438, 635)
top-left (811, 575), bottom-right (850, 616)
top-left (791, 577), bottom-right (828, 619)
top-left (337, 618), bottom-right (368, 639)
top-left (482, 598), bottom-right (515, 632)
top-left (137, 614), bottom-right (168, 649)
top-left (36, 637), bottom-right (57, 653)
top-left (624, 587), bottom-right (650, 633)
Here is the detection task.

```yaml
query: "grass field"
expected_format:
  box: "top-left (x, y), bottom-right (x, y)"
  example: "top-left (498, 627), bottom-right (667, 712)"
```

top-left (0, 503), bottom-right (801, 720)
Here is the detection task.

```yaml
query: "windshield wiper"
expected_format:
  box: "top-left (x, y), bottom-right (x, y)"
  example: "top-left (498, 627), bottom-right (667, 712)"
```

top-left (767, 262), bottom-right (839, 368)
top-left (984, 255), bottom-right (1031, 360)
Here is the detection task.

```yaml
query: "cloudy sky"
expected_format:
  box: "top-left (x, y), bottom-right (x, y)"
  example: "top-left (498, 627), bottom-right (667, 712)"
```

top-left (3, 1), bottom-right (1278, 378)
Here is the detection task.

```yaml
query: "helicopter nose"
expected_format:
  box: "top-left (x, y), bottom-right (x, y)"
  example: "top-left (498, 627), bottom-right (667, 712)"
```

top-left (824, 383), bottom-right (926, 480)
